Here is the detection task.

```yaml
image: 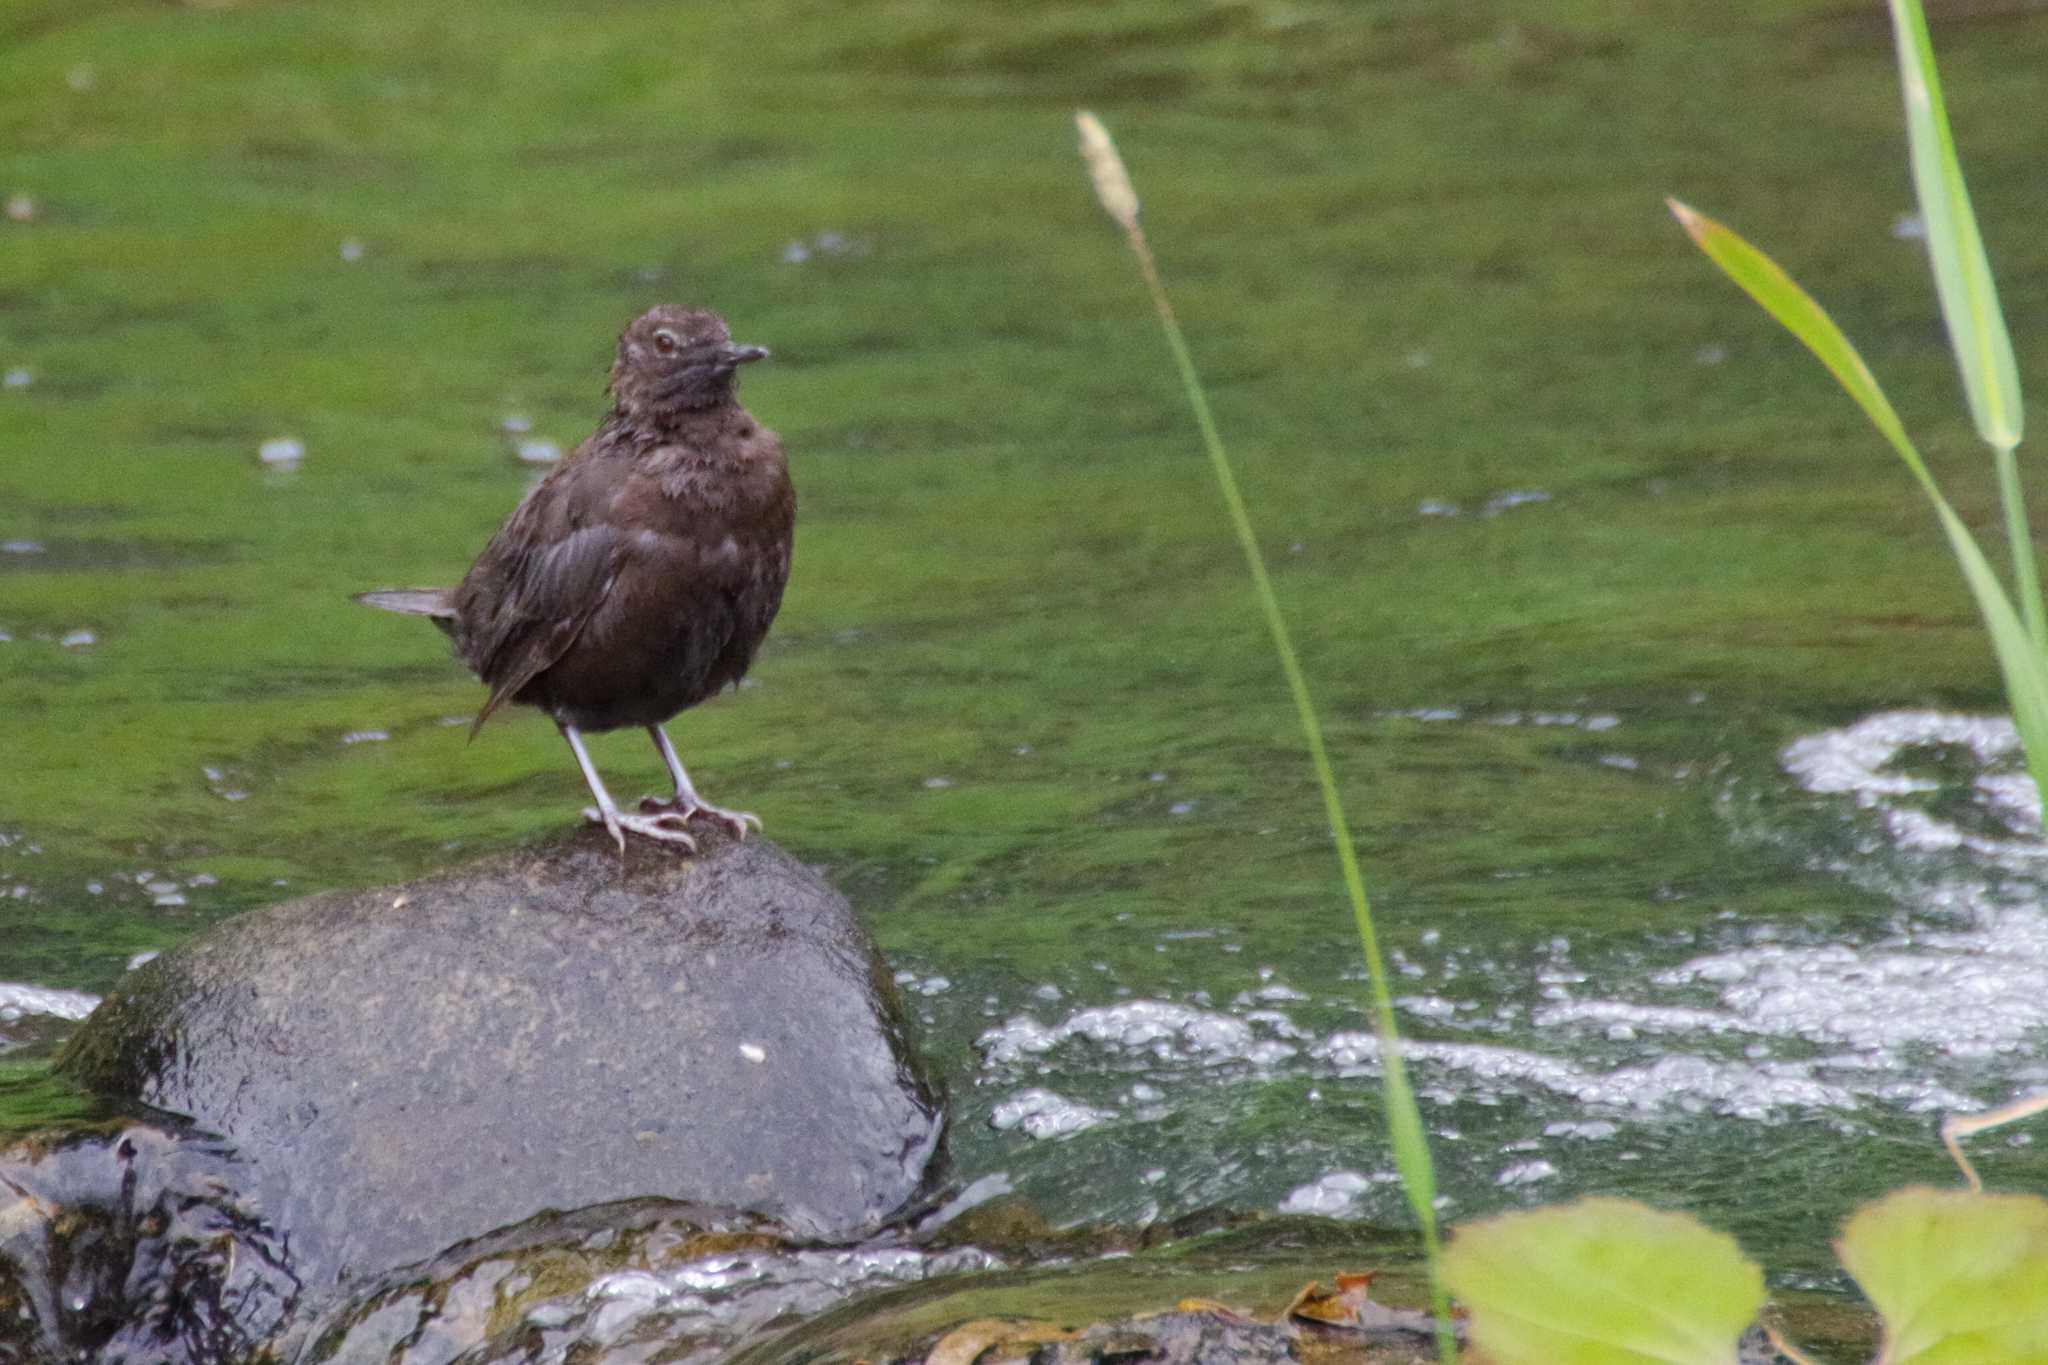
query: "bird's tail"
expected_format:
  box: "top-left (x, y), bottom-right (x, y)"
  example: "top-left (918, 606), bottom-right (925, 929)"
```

top-left (353, 587), bottom-right (457, 619)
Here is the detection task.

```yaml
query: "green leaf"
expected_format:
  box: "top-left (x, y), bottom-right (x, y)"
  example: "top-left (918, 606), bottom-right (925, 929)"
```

top-left (1442, 1197), bottom-right (1764, 1364)
top-left (1669, 201), bottom-right (2048, 845)
top-left (1838, 1187), bottom-right (2048, 1364)
top-left (1668, 199), bottom-right (1919, 475)
top-left (1885, 0), bottom-right (2023, 451)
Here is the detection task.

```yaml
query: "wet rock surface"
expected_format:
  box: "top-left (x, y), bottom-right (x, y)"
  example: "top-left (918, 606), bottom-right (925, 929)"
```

top-left (730, 1213), bottom-right (1455, 1365)
top-left (0, 1114), bottom-right (1822, 1365)
top-left (299, 1199), bottom-right (1000, 1365)
top-left (52, 826), bottom-right (947, 1300)
top-left (0, 1122), bottom-right (299, 1364)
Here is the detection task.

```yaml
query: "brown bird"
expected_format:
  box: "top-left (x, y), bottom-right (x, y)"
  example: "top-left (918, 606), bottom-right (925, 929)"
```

top-left (356, 306), bottom-right (793, 852)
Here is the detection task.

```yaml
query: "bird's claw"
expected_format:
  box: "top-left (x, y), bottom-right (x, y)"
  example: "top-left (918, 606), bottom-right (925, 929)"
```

top-left (637, 796), bottom-right (762, 840)
top-left (583, 806), bottom-right (699, 854)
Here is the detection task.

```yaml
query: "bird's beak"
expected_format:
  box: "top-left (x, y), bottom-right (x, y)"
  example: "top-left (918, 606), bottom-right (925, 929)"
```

top-left (724, 343), bottom-right (770, 366)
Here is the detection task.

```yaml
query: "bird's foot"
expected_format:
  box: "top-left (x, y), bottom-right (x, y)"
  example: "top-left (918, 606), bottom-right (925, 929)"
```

top-left (583, 805), bottom-right (699, 854)
top-left (637, 795), bottom-right (762, 841)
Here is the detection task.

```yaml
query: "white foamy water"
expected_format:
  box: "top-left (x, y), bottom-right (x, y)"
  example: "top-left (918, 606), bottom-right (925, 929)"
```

top-left (975, 711), bottom-right (2048, 1189)
top-left (0, 982), bottom-right (99, 1022)
top-left (1278, 1168), bottom-right (1398, 1215)
top-left (1781, 709), bottom-right (2043, 857)
top-left (1664, 710), bottom-right (2048, 1069)
top-left (445, 1242), bottom-right (1003, 1363)
top-left (979, 998), bottom-right (1287, 1070)
top-left (988, 1087), bottom-right (1114, 1139)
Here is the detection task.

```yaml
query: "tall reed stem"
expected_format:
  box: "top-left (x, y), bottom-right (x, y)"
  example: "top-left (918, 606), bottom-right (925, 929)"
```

top-left (1075, 112), bottom-right (1453, 1362)
top-left (1991, 443), bottom-right (2045, 648)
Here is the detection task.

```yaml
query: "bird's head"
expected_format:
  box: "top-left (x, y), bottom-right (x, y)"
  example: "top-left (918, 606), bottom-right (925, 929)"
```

top-left (610, 306), bottom-right (769, 417)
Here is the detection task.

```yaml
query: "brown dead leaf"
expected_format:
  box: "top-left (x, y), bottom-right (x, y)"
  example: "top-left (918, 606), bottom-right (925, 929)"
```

top-left (925, 1317), bottom-right (1077, 1365)
top-left (1170, 1298), bottom-right (1259, 1323)
top-left (1285, 1271), bottom-right (1381, 1328)
top-left (668, 1229), bottom-right (785, 1261)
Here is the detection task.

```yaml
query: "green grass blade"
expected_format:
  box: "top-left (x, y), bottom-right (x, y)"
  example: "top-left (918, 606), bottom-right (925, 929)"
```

top-left (1671, 199), bottom-right (2048, 818)
top-left (1669, 200), bottom-right (1922, 478)
top-left (1991, 441), bottom-right (2045, 649)
top-left (1886, 0), bottom-right (2024, 452)
top-left (1931, 497), bottom-right (2048, 814)
top-left (1884, 0), bottom-right (2041, 652)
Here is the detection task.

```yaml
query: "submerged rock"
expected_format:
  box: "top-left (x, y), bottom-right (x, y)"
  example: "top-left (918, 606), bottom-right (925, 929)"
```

top-left (0, 1123), bottom-right (300, 1364)
top-left (297, 1199), bottom-right (1000, 1365)
top-left (54, 827), bottom-right (947, 1303)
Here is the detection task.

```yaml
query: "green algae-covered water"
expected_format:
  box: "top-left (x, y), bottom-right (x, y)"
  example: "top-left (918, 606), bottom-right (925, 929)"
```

top-left (7, 0), bottom-right (2048, 1297)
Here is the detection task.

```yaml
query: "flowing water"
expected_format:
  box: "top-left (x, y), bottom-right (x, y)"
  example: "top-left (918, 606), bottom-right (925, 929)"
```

top-left (6, 0), bottom-right (2048, 1313)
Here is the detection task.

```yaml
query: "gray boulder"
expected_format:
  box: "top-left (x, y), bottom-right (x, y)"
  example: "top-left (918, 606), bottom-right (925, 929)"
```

top-left (56, 827), bottom-right (947, 1298)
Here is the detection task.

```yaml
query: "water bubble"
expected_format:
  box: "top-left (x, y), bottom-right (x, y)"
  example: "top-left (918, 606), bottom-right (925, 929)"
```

top-left (1279, 1169), bottom-right (1388, 1216)
top-left (1544, 1119), bottom-right (1619, 1140)
top-left (781, 230), bottom-right (868, 264)
top-left (989, 1088), bottom-right (1111, 1139)
top-left (1484, 488), bottom-right (1552, 515)
top-left (1496, 1159), bottom-right (1558, 1187)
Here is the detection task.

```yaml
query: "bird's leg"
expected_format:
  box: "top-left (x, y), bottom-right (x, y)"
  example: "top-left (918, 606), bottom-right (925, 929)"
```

top-left (638, 724), bottom-right (762, 840)
top-left (560, 722), bottom-right (697, 854)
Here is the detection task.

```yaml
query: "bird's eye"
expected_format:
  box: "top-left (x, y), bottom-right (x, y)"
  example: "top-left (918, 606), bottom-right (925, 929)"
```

top-left (653, 330), bottom-right (679, 356)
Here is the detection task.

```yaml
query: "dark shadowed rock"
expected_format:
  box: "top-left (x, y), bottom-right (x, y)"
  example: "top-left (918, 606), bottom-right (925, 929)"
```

top-left (56, 827), bottom-right (947, 1299)
top-left (0, 1123), bottom-right (299, 1365)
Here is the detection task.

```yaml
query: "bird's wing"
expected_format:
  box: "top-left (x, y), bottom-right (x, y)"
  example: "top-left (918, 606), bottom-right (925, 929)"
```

top-left (458, 513), bottom-right (625, 737)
